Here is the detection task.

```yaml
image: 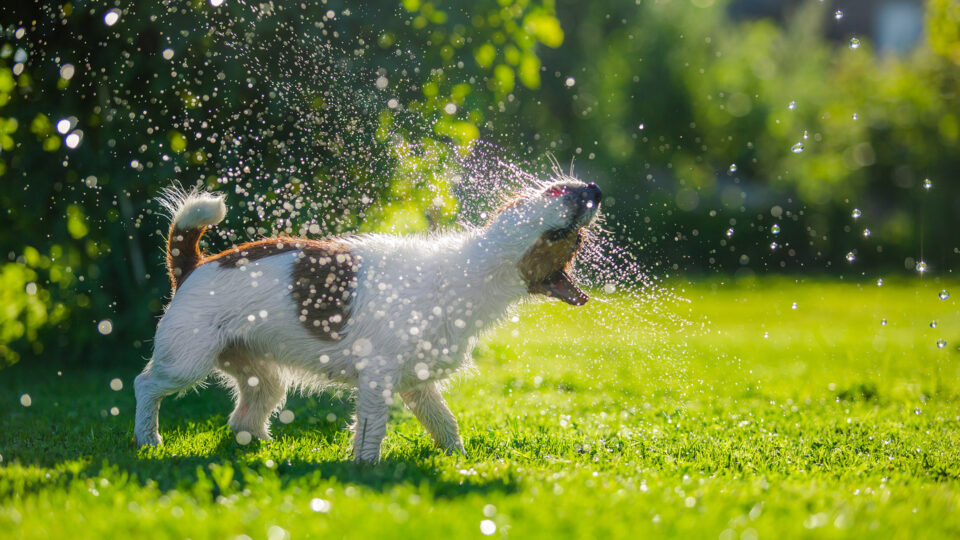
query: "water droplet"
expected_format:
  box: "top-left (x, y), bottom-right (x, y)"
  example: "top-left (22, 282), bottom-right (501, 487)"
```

top-left (769, 242), bottom-right (778, 250)
top-left (56, 119), bottom-right (71, 134)
top-left (97, 320), bottom-right (113, 335)
top-left (852, 112), bottom-right (858, 120)
top-left (65, 132), bottom-right (81, 149)
top-left (923, 178), bottom-right (933, 190)
top-left (236, 431), bottom-right (252, 445)
top-left (849, 37), bottom-right (860, 49)
top-left (60, 64), bottom-right (75, 80)
top-left (638, 123), bottom-right (645, 130)
top-left (728, 163), bottom-right (738, 173)
top-left (881, 318), bottom-right (887, 326)
top-left (480, 520), bottom-right (497, 535)
top-left (845, 251), bottom-right (856, 262)
top-left (725, 228), bottom-right (735, 238)
top-left (443, 102), bottom-right (457, 115)
top-left (210, 0), bottom-right (225, 6)
top-left (20, 394), bottom-right (31, 407)
top-left (104, 9), bottom-right (121, 26)
top-left (791, 142), bottom-right (805, 153)
top-left (936, 339), bottom-right (947, 349)
top-left (938, 290), bottom-right (950, 300)
top-left (930, 321), bottom-right (938, 329)
top-left (278, 410), bottom-right (295, 424)
top-left (109, 378), bottom-right (123, 391)
top-left (851, 208), bottom-right (861, 219)
top-left (788, 100), bottom-right (797, 110)
top-left (791, 302), bottom-right (798, 310)
top-left (863, 228), bottom-right (871, 237)
top-left (835, 9), bottom-right (844, 20)
top-left (564, 77), bottom-right (576, 87)
top-left (763, 332), bottom-right (769, 339)
top-left (603, 283), bottom-right (616, 294)
top-left (877, 278), bottom-right (884, 286)
top-left (770, 224), bottom-right (781, 235)
top-left (916, 260), bottom-right (928, 273)
top-left (802, 130), bottom-right (809, 139)
top-left (247, 376), bottom-right (260, 387)
top-left (310, 498), bottom-right (332, 513)
top-left (110, 407), bottom-right (120, 416)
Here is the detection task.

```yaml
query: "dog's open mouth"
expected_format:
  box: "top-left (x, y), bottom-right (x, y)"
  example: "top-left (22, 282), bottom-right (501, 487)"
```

top-left (520, 229), bottom-right (589, 305)
top-left (531, 268), bottom-right (589, 305)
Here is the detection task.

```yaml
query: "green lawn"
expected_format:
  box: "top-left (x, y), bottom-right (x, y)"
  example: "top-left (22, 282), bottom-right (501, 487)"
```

top-left (2, 278), bottom-right (959, 538)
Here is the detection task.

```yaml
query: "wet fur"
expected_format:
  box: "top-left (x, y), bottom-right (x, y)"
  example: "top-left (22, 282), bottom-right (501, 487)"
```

top-left (134, 180), bottom-right (600, 462)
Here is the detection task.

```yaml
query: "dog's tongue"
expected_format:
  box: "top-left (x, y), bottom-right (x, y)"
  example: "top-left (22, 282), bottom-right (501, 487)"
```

top-left (544, 271), bottom-right (589, 305)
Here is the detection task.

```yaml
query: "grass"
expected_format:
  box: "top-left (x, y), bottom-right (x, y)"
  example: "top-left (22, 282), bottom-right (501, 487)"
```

top-left (1, 278), bottom-right (959, 539)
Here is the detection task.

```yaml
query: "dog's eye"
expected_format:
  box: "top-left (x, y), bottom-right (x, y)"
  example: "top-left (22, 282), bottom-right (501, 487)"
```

top-left (544, 185), bottom-right (569, 197)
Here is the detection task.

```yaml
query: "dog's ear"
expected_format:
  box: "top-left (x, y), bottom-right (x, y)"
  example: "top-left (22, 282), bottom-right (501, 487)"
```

top-left (538, 270), bottom-right (588, 305)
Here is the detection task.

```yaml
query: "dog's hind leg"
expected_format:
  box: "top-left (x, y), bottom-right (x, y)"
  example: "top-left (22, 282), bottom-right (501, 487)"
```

top-left (400, 382), bottom-right (466, 456)
top-left (218, 345), bottom-right (286, 441)
top-left (134, 335), bottom-right (222, 447)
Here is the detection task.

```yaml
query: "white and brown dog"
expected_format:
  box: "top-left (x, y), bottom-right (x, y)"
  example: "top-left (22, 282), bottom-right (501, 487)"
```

top-left (134, 179), bottom-right (601, 462)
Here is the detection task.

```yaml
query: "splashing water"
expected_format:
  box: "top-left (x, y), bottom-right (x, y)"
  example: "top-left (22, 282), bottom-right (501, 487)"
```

top-left (20, 1), bottom-right (703, 414)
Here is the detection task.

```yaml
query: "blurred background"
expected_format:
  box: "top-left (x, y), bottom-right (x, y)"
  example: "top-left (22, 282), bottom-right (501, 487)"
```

top-left (0, 0), bottom-right (957, 368)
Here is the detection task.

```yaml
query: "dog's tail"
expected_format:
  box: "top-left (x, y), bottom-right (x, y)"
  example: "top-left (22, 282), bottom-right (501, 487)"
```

top-left (158, 186), bottom-right (227, 291)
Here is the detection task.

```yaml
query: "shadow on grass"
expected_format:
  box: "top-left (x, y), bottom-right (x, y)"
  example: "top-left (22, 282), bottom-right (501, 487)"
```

top-left (0, 363), bottom-right (517, 499)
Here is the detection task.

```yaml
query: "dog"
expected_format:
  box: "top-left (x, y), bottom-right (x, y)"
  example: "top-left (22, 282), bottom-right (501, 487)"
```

top-left (134, 178), bottom-right (601, 462)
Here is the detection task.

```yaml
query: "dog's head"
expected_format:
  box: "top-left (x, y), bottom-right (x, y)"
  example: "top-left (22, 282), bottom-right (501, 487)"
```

top-left (488, 179), bottom-right (602, 305)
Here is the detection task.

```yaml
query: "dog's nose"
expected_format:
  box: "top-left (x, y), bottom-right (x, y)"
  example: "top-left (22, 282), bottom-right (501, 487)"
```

top-left (579, 183), bottom-right (602, 205)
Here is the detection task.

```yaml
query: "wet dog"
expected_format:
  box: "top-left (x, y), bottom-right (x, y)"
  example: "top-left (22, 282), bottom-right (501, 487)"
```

top-left (134, 179), bottom-right (601, 462)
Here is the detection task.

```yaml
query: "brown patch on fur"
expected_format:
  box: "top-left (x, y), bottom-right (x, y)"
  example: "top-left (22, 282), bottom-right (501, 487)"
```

top-left (518, 231), bottom-right (582, 286)
top-left (204, 238), bottom-right (305, 268)
top-left (518, 231), bottom-right (588, 305)
top-left (172, 234), bottom-right (358, 340)
top-left (201, 237), bottom-right (357, 341)
top-left (166, 224), bottom-right (208, 291)
top-left (289, 242), bottom-right (358, 341)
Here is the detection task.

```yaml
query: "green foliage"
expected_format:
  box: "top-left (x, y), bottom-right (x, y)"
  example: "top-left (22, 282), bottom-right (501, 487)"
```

top-left (1, 280), bottom-right (959, 537)
top-left (928, 0), bottom-right (960, 64)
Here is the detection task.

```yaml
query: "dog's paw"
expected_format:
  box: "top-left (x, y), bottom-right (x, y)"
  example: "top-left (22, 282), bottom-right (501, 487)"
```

top-left (445, 440), bottom-right (467, 458)
top-left (136, 431), bottom-right (162, 447)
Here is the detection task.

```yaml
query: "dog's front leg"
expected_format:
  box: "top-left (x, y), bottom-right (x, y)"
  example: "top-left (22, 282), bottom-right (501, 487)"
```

top-left (353, 373), bottom-right (390, 464)
top-left (400, 382), bottom-right (466, 456)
